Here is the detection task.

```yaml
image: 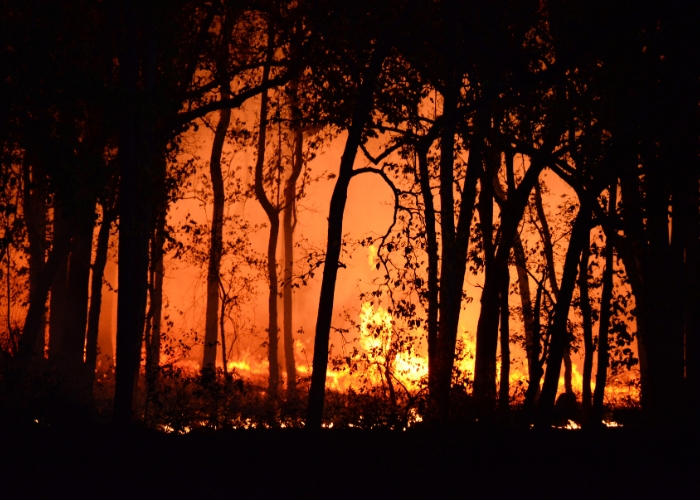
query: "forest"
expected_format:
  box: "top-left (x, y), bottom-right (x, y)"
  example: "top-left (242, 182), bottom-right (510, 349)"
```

top-left (1, 0), bottom-right (699, 450)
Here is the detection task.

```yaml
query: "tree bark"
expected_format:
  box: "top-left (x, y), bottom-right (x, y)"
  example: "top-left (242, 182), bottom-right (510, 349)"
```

top-left (202, 90), bottom-right (232, 374)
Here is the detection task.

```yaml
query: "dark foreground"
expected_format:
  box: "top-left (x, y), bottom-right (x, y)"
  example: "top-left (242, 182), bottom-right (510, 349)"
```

top-left (0, 423), bottom-right (697, 498)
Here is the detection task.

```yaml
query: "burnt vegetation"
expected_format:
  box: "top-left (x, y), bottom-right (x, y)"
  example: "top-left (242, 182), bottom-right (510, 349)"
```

top-left (0, 0), bottom-right (699, 492)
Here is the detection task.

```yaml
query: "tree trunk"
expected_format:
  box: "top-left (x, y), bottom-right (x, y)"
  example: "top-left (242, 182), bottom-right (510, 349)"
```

top-left (282, 81), bottom-right (304, 399)
top-left (97, 258), bottom-right (116, 371)
top-left (202, 90), bottom-right (232, 374)
top-left (617, 162), bottom-right (651, 410)
top-left (524, 279), bottom-right (544, 412)
top-left (305, 1), bottom-right (419, 428)
top-left (306, 49), bottom-right (387, 429)
top-left (473, 159), bottom-right (544, 412)
top-left (513, 235), bottom-right (538, 400)
top-left (534, 182), bottom-right (575, 397)
top-left (252, 54), bottom-right (281, 399)
top-left (48, 207), bottom-right (69, 359)
top-left (536, 201), bottom-right (592, 426)
top-left (59, 216), bottom-right (94, 400)
top-left (85, 206), bottom-right (115, 389)
top-left (146, 206), bottom-right (166, 385)
top-left (578, 237), bottom-right (594, 422)
top-left (416, 143), bottom-right (439, 391)
top-left (22, 156), bottom-right (48, 358)
top-left (592, 186), bottom-right (616, 424)
top-left (498, 265), bottom-right (510, 412)
top-left (15, 229), bottom-right (72, 375)
top-left (113, 2), bottom-right (151, 426)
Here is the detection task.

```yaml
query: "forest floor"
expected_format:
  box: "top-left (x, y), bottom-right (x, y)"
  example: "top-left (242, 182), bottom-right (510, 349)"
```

top-left (0, 421), bottom-right (697, 498)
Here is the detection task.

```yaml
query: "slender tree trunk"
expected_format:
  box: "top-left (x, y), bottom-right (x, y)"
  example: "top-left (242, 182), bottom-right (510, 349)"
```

top-left (146, 207), bottom-right (166, 385)
top-left (97, 258), bottom-right (116, 371)
top-left (253, 54), bottom-right (281, 398)
top-left (524, 280), bottom-right (544, 412)
top-left (203, 90), bottom-right (232, 374)
top-left (220, 294), bottom-right (230, 381)
top-left (305, 1), bottom-right (418, 428)
top-left (416, 143), bottom-right (439, 390)
top-left (85, 206), bottom-right (116, 391)
top-left (578, 238), bottom-right (594, 422)
top-left (48, 207), bottom-right (69, 359)
top-left (473, 160), bottom-right (544, 412)
top-left (534, 183), bottom-right (575, 396)
top-left (513, 235), bottom-right (538, 399)
top-left (282, 79), bottom-right (303, 399)
top-left (592, 185), bottom-right (617, 423)
top-left (617, 163), bottom-right (651, 409)
top-left (498, 265), bottom-right (510, 412)
top-left (474, 148), bottom-right (497, 415)
top-left (536, 201), bottom-right (592, 426)
top-left (306, 47), bottom-right (387, 430)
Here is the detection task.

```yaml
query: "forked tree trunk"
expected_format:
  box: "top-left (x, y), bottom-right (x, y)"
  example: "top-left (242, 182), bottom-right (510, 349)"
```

top-left (253, 54), bottom-right (281, 399)
top-left (432, 124), bottom-right (481, 421)
top-left (536, 202), bottom-right (592, 426)
top-left (203, 90), bottom-right (232, 374)
top-left (473, 159), bottom-right (544, 412)
top-left (534, 182), bottom-right (575, 396)
top-left (592, 184), bottom-right (617, 423)
top-left (282, 80), bottom-right (303, 399)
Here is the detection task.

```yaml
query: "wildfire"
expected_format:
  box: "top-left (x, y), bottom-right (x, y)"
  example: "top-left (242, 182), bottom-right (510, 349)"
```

top-left (368, 244), bottom-right (378, 269)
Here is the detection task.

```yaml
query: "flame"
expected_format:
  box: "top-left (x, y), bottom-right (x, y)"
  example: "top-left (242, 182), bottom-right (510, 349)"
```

top-left (368, 244), bottom-right (378, 269)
